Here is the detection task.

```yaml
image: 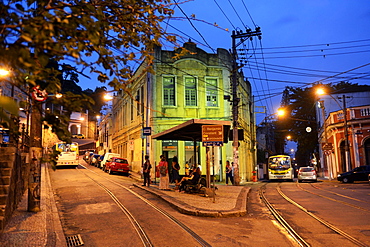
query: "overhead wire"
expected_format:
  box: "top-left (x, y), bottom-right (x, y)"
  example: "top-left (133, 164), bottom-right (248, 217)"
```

top-left (213, 0), bottom-right (236, 30)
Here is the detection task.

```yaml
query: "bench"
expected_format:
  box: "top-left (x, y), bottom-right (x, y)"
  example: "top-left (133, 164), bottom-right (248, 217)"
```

top-left (183, 177), bottom-right (207, 194)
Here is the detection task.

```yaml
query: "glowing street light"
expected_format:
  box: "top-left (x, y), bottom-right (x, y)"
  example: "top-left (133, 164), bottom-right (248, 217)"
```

top-left (0, 68), bottom-right (10, 77)
top-left (277, 108), bottom-right (285, 117)
top-left (103, 94), bottom-right (114, 101)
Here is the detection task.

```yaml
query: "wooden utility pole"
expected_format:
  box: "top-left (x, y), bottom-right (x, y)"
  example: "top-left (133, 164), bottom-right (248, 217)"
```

top-left (231, 27), bottom-right (261, 185)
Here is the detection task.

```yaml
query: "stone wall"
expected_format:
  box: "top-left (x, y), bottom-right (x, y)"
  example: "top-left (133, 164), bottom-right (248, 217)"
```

top-left (0, 147), bottom-right (29, 231)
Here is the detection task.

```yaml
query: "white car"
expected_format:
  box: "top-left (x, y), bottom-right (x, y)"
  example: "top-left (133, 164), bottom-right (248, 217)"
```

top-left (297, 167), bottom-right (317, 183)
top-left (100, 153), bottom-right (120, 169)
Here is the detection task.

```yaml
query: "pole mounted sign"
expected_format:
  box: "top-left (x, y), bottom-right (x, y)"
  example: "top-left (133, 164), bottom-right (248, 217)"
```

top-left (202, 125), bottom-right (224, 146)
top-left (31, 86), bottom-right (48, 102)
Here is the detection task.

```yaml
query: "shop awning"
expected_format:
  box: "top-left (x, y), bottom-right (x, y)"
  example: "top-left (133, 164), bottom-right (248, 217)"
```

top-left (152, 119), bottom-right (231, 142)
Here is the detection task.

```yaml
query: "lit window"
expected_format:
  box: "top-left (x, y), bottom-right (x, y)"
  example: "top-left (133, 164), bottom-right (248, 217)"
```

top-left (206, 78), bottom-right (218, 107)
top-left (185, 77), bottom-right (197, 106)
top-left (163, 77), bottom-right (175, 106)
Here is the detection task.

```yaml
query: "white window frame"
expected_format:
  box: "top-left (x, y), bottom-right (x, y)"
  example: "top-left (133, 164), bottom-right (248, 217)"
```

top-left (163, 76), bottom-right (176, 106)
top-left (205, 77), bottom-right (218, 107)
top-left (184, 76), bottom-right (197, 107)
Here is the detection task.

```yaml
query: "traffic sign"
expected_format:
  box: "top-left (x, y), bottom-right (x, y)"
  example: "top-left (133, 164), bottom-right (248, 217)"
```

top-left (32, 86), bottom-right (48, 102)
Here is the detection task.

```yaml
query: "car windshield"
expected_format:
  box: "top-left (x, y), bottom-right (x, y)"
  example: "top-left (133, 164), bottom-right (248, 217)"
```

top-left (115, 159), bottom-right (128, 164)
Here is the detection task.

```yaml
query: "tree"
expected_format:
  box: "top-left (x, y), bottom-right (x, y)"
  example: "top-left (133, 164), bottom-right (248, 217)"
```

top-left (277, 86), bottom-right (318, 166)
top-left (1, 0), bottom-right (176, 139)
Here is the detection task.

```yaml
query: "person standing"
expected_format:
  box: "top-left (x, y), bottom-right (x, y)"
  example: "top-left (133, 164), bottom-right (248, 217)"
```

top-left (172, 156), bottom-right (181, 189)
top-left (158, 155), bottom-right (169, 190)
top-left (225, 160), bottom-right (234, 185)
top-left (142, 155), bottom-right (151, 186)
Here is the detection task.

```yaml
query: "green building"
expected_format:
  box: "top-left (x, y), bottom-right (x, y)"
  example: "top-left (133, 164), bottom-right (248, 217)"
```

top-left (108, 41), bottom-right (256, 183)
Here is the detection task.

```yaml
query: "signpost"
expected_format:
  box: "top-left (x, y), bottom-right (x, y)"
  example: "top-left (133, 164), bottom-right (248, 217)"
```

top-left (202, 125), bottom-right (223, 198)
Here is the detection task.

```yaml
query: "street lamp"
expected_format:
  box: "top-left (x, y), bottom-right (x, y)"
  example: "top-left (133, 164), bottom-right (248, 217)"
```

top-left (316, 88), bottom-right (351, 173)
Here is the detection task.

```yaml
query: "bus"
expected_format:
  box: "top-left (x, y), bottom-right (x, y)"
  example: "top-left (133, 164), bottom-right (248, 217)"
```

top-left (54, 142), bottom-right (79, 167)
top-left (268, 155), bottom-right (294, 181)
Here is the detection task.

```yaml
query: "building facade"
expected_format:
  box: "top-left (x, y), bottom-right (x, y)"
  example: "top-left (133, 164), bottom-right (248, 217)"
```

top-left (316, 88), bottom-right (370, 179)
top-left (105, 41), bottom-right (256, 182)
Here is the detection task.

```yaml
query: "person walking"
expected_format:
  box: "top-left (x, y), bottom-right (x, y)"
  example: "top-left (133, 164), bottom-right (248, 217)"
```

top-left (172, 156), bottom-right (181, 189)
top-left (225, 160), bottom-right (234, 185)
top-left (142, 155), bottom-right (151, 186)
top-left (158, 155), bottom-right (169, 190)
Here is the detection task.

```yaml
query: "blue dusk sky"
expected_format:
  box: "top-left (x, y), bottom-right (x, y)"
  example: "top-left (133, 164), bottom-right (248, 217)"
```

top-left (79, 0), bottom-right (370, 123)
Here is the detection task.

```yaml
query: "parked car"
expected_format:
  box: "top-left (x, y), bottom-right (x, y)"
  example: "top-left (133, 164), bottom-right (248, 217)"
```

top-left (83, 151), bottom-right (94, 163)
top-left (72, 133), bottom-right (85, 139)
top-left (337, 165), bottom-right (370, 183)
top-left (297, 167), bottom-right (317, 183)
top-left (100, 153), bottom-right (120, 169)
top-left (104, 157), bottom-right (130, 175)
top-left (90, 154), bottom-right (102, 167)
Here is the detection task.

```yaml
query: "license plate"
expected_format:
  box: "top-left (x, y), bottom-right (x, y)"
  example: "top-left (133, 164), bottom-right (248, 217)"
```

top-left (118, 169), bottom-right (123, 171)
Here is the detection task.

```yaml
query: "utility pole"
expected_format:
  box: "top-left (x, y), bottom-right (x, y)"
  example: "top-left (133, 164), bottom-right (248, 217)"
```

top-left (339, 95), bottom-right (351, 172)
top-left (231, 27), bottom-right (261, 185)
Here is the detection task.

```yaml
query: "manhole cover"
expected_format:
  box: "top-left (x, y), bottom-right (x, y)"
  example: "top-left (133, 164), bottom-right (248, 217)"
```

top-left (66, 234), bottom-right (84, 247)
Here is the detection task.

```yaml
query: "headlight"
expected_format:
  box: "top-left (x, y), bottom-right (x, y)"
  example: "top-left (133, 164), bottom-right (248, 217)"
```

top-left (337, 174), bottom-right (341, 177)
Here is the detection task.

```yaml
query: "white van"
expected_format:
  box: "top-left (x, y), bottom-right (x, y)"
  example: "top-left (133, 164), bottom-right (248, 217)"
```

top-left (100, 153), bottom-right (120, 169)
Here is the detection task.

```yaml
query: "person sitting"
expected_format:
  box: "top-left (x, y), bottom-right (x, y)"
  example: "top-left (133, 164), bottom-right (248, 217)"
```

top-left (178, 167), bottom-right (201, 192)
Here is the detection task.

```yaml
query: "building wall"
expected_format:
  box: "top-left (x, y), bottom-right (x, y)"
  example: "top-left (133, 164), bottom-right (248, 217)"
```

top-left (317, 90), bottom-right (370, 178)
top-left (109, 42), bottom-right (255, 182)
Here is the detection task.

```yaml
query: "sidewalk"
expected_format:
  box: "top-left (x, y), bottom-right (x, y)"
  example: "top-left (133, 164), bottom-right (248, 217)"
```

top-left (0, 164), bottom-right (66, 247)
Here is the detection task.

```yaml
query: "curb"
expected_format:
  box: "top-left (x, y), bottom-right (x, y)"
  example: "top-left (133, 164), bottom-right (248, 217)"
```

top-left (133, 183), bottom-right (249, 218)
top-left (43, 164), bottom-right (67, 247)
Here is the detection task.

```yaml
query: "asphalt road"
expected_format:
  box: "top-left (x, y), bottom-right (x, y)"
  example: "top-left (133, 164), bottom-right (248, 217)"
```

top-left (49, 158), bottom-right (370, 246)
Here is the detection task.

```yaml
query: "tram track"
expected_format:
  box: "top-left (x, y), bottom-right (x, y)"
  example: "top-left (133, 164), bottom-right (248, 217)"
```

top-left (296, 183), bottom-right (370, 213)
top-left (78, 164), bottom-right (211, 247)
top-left (259, 182), bottom-right (369, 247)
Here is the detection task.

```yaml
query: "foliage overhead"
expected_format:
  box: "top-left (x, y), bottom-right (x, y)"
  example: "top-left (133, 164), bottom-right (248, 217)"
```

top-left (1, 0), bottom-right (176, 92)
top-left (1, 0), bottom-right (176, 141)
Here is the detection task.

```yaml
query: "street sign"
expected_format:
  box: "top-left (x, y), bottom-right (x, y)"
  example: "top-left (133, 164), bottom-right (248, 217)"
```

top-left (203, 141), bottom-right (223, 147)
top-left (202, 125), bottom-right (223, 146)
top-left (142, 127), bottom-right (152, 136)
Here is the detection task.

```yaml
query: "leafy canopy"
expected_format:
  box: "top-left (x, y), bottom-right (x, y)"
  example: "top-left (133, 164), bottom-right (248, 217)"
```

top-left (1, 0), bottom-right (176, 92)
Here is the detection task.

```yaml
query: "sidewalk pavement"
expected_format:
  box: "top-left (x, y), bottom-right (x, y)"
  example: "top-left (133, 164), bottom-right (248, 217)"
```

top-left (0, 164), bottom-right (66, 247)
top-left (0, 165), bottom-right (257, 246)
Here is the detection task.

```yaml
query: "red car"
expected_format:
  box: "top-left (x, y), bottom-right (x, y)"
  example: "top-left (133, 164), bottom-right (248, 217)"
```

top-left (104, 157), bottom-right (130, 175)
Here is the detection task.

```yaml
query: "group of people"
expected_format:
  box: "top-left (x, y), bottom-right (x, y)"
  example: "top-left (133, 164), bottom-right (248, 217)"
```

top-left (141, 154), bottom-right (202, 191)
top-left (141, 155), bottom-right (234, 189)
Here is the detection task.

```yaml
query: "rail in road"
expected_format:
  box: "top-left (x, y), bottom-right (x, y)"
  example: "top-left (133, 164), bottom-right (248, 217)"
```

top-left (78, 164), bottom-right (211, 247)
top-left (259, 182), bottom-right (369, 247)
